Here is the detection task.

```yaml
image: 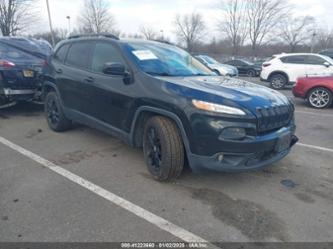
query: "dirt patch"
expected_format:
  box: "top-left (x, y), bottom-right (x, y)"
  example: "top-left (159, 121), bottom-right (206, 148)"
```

top-left (55, 150), bottom-right (102, 165)
top-left (294, 193), bottom-right (315, 204)
top-left (54, 145), bottom-right (124, 165)
top-left (191, 188), bottom-right (288, 241)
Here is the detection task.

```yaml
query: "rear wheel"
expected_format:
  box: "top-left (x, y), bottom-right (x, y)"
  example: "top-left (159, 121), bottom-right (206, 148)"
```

top-left (143, 116), bottom-right (184, 181)
top-left (270, 74), bottom-right (288, 90)
top-left (247, 69), bottom-right (256, 77)
top-left (307, 87), bottom-right (332, 109)
top-left (45, 91), bottom-right (72, 132)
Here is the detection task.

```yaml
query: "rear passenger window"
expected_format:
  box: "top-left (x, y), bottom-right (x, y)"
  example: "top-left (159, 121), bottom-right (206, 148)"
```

top-left (54, 44), bottom-right (69, 62)
top-left (91, 43), bottom-right (126, 73)
top-left (66, 42), bottom-right (94, 69)
top-left (281, 56), bottom-right (307, 64)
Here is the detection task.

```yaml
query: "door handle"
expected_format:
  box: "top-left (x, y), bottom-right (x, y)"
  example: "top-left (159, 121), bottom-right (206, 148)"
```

top-left (84, 76), bottom-right (94, 83)
top-left (55, 68), bottom-right (63, 74)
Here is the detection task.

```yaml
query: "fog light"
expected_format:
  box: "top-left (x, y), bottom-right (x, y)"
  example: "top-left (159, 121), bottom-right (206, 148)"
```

top-left (219, 127), bottom-right (246, 140)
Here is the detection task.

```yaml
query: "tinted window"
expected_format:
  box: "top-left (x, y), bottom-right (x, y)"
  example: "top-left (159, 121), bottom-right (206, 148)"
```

top-left (91, 43), bottom-right (126, 73)
top-left (306, 55), bottom-right (326, 65)
top-left (281, 55), bottom-right (307, 64)
top-left (66, 42), bottom-right (94, 69)
top-left (54, 44), bottom-right (69, 62)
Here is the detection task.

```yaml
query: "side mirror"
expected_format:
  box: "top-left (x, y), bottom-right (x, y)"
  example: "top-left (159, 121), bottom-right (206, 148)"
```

top-left (102, 63), bottom-right (126, 76)
top-left (323, 62), bottom-right (331, 67)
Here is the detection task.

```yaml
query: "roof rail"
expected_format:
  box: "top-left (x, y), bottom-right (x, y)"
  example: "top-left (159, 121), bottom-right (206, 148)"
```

top-left (68, 33), bottom-right (119, 40)
top-left (151, 39), bottom-right (173, 45)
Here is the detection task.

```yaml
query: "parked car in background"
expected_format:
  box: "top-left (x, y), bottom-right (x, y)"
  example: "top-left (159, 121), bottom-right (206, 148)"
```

top-left (0, 37), bottom-right (50, 107)
top-left (43, 34), bottom-right (297, 181)
top-left (195, 55), bottom-right (238, 76)
top-left (319, 49), bottom-right (333, 59)
top-left (261, 53), bottom-right (333, 90)
top-left (293, 76), bottom-right (333, 108)
top-left (225, 59), bottom-right (261, 77)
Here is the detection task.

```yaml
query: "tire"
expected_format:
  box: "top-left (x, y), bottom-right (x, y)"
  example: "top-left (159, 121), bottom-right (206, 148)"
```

top-left (269, 73), bottom-right (288, 90)
top-left (247, 69), bottom-right (256, 77)
top-left (45, 91), bottom-right (72, 132)
top-left (307, 87), bottom-right (333, 109)
top-left (143, 116), bottom-right (184, 181)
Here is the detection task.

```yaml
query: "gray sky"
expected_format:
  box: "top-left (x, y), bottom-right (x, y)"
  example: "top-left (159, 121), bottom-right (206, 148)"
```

top-left (36, 0), bottom-right (333, 41)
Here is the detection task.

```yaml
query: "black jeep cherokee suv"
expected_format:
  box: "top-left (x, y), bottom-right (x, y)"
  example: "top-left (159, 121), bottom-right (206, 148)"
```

top-left (43, 34), bottom-right (298, 181)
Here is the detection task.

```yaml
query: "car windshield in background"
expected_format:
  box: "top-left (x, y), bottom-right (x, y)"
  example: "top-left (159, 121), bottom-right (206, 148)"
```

top-left (321, 55), bottom-right (333, 64)
top-left (241, 59), bottom-right (254, 65)
top-left (124, 42), bottom-right (214, 77)
top-left (202, 56), bottom-right (219, 64)
top-left (0, 42), bottom-right (44, 64)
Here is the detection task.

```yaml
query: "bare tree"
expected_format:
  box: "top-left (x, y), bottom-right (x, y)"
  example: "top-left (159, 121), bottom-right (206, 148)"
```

top-left (218, 0), bottom-right (247, 55)
top-left (0, 0), bottom-right (36, 36)
top-left (78, 0), bottom-right (116, 34)
top-left (32, 28), bottom-right (68, 45)
top-left (279, 16), bottom-right (315, 52)
top-left (174, 12), bottom-right (206, 52)
top-left (315, 28), bottom-right (333, 50)
top-left (246, 0), bottom-right (290, 56)
top-left (140, 25), bottom-right (158, 40)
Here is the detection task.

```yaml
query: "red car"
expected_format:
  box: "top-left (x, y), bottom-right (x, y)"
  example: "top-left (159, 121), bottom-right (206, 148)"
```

top-left (293, 76), bottom-right (333, 109)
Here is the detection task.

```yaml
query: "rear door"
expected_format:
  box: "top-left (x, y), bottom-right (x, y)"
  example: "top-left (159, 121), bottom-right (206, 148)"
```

top-left (280, 55), bottom-right (308, 82)
top-left (57, 41), bottom-right (95, 113)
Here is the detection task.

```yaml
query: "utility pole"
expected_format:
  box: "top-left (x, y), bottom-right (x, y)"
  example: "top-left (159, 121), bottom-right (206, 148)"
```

top-left (46, 0), bottom-right (55, 47)
top-left (311, 32), bottom-right (317, 53)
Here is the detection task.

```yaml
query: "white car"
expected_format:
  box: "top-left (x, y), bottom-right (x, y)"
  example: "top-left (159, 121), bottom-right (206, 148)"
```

top-left (195, 55), bottom-right (238, 77)
top-left (260, 53), bottom-right (333, 89)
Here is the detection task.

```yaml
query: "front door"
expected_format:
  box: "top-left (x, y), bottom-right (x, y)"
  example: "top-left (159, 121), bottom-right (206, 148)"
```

top-left (87, 41), bottom-right (136, 131)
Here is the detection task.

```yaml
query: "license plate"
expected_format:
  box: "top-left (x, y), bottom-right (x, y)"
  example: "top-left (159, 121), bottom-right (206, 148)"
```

top-left (275, 132), bottom-right (291, 153)
top-left (23, 70), bottom-right (34, 77)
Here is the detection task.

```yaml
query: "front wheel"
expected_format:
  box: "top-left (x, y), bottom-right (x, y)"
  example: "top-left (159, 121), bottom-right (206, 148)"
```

top-left (307, 87), bottom-right (333, 109)
top-left (143, 116), bottom-right (184, 181)
top-left (270, 74), bottom-right (288, 90)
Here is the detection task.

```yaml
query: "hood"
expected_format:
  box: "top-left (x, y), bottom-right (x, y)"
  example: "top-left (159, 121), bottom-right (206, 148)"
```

top-left (157, 76), bottom-right (291, 114)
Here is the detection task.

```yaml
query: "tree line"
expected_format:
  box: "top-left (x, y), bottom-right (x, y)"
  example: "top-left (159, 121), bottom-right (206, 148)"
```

top-left (1, 0), bottom-right (333, 57)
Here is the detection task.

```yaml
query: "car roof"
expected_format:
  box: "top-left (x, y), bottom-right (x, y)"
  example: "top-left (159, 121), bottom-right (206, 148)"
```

top-left (275, 53), bottom-right (323, 58)
top-left (55, 35), bottom-right (175, 51)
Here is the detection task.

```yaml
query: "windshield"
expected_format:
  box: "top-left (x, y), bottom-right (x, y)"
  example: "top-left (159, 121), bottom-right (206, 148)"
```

top-left (321, 55), bottom-right (333, 64)
top-left (241, 59), bottom-right (254, 65)
top-left (202, 56), bottom-right (219, 64)
top-left (123, 42), bottom-right (214, 77)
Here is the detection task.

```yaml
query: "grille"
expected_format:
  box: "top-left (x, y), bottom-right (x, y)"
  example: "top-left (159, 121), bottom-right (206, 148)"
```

top-left (256, 105), bottom-right (293, 133)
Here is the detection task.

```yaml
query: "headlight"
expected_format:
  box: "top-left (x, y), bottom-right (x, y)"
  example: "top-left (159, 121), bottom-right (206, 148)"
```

top-left (192, 100), bottom-right (246, 115)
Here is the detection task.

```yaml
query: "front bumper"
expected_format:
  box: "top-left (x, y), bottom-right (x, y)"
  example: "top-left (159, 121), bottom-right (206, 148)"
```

top-left (187, 126), bottom-right (298, 172)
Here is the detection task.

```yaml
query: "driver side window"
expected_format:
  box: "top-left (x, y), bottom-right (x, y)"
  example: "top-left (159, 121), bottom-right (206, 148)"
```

top-left (92, 42), bottom-right (126, 73)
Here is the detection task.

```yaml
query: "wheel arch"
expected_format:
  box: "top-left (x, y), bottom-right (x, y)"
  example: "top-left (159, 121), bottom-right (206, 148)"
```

top-left (306, 85), bottom-right (333, 99)
top-left (130, 106), bottom-right (191, 154)
top-left (268, 71), bottom-right (289, 82)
